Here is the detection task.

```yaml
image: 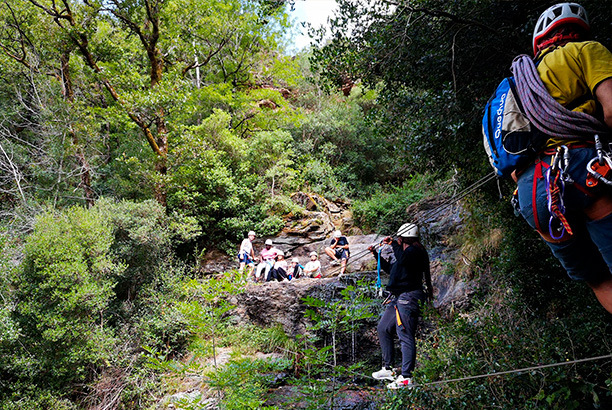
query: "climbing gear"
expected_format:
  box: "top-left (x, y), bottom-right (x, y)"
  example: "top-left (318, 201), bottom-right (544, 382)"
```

top-left (586, 134), bottom-right (612, 188)
top-left (483, 53), bottom-right (607, 180)
top-left (482, 76), bottom-right (548, 179)
top-left (397, 223), bottom-right (418, 238)
top-left (376, 243), bottom-right (383, 297)
top-left (372, 367), bottom-right (396, 381)
top-left (545, 148), bottom-right (573, 240)
top-left (394, 306), bottom-right (403, 328)
top-left (511, 188), bottom-right (521, 216)
top-left (533, 3), bottom-right (589, 56)
top-left (387, 375), bottom-right (414, 390)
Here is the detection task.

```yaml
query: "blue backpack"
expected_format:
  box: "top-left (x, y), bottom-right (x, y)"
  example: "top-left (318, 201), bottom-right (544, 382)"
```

top-left (482, 77), bottom-right (547, 179)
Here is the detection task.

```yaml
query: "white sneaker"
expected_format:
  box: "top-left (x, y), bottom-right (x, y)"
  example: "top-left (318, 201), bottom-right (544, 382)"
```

top-left (371, 367), bottom-right (395, 381)
top-left (387, 375), bottom-right (414, 389)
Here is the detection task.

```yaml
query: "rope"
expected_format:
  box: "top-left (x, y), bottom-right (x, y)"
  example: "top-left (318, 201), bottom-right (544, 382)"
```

top-left (318, 172), bottom-right (497, 279)
top-left (376, 246), bottom-right (382, 289)
top-left (277, 345), bottom-right (612, 389)
top-left (420, 172), bottom-right (497, 223)
top-left (415, 354), bottom-right (612, 388)
top-left (511, 55), bottom-right (607, 139)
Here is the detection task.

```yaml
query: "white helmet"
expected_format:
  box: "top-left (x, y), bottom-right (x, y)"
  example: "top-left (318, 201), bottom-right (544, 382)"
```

top-left (333, 230), bottom-right (342, 238)
top-left (397, 223), bottom-right (419, 238)
top-left (292, 258), bottom-right (299, 263)
top-left (309, 251), bottom-right (318, 257)
top-left (248, 231), bottom-right (256, 237)
top-left (277, 250), bottom-right (285, 257)
top-left (533, 3), bottom-right (589, 55)
top-left (265, 239), bottom-right (273, 245)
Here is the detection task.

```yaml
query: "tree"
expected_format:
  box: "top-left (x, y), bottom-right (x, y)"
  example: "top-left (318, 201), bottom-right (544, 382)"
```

top-left (0, 0), bottom-right (290, 205)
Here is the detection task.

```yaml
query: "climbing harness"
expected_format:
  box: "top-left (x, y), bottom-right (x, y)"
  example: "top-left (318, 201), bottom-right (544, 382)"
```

top-left (586, 134), bottom-right (612, 187)
top-left (545, 147), bottom-right (573, 239)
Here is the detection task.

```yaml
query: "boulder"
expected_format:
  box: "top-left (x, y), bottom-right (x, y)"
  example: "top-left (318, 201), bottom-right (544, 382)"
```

top-left (233, 273), bottom-right (381, 338)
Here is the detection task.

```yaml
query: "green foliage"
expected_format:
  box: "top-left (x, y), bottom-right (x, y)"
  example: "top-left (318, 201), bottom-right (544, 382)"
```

top-left (352, 173), bottom-right (444, 233)
top-left (7, 206), bottom-right (120, 391)
top-left (0, 200), bottom-right (195, 408)
top-left (0, 235), bottom-right (18, 345)
top-left (207, 357), bottom-right (290, 410)
top-left (405, 291), bottom-right (612, 409)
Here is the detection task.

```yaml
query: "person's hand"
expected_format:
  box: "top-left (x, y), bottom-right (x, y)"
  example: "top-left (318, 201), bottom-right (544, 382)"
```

top-left (368, 245), bottom-right (374, 251)
top-left (383, 236), bottom-right (393, 244)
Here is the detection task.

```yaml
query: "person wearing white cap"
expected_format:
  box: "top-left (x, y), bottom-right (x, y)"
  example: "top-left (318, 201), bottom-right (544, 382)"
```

top-left (238, 231), bottom-right (256, 276)
top-left (268, 250), bottom-right (289, 282)
top-left (254, 239), bottom-right (279, 282)
top-left (289, 257), bottom-right (303, 280)
top-left (303, 251), bottom-right (322, 278)
top-left (324, 230), bottom-right (350, 275)
top-left (368, 222), bottom-right (433, 389)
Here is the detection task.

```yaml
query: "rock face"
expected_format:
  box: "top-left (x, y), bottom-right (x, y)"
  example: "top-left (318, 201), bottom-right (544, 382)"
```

top-left (203, 192), bottom-right (475, 314)
top-left (233, 273), bottom-right (381, 338)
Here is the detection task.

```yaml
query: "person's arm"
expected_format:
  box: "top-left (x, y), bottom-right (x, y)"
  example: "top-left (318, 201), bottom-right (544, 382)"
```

top-left (369, 237), bottom-right (393, 273)
top-left (330, 238), bottom-right (338, 249)
top-left (595, 78), bottom-right (612, 128)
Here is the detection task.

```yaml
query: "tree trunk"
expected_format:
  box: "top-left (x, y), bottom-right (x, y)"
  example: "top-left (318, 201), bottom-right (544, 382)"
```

top-left (62, 49), bottom-right (95, 207)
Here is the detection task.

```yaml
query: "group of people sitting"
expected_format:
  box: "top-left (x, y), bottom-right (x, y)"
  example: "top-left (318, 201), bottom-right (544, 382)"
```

top-left (237, 230), bottom-right (350, 282)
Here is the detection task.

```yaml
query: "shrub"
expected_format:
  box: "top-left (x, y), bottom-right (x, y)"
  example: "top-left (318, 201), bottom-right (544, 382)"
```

top-left (352, 173), bottom-right (442, 234)
top-left (9, 206), bottom-right (121, 389)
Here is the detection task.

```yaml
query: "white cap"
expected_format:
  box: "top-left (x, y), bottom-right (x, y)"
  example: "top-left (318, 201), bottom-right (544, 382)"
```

top-left (248, 231), bottom-right (256, 237)
top-left (265, 239), bottom-right (273, 245)
top-left (309, 251), bottom-right (318, 257)
top-left (334, 230), bottom-right (342, 238)
top-left (292, 258), bottom-right (299, 263)
top-left (277, 250), bottom-right (284, 257)
top-left (397, 223), bottom-right (419, 238)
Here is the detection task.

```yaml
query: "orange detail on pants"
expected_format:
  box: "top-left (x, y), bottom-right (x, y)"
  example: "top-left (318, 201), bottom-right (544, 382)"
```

top-left (395, 306), bottom-right (403, 327)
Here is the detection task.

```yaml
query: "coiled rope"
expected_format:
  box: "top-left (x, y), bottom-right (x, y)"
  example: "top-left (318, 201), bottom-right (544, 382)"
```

top-left (511, 54), bottom-right (607, 138)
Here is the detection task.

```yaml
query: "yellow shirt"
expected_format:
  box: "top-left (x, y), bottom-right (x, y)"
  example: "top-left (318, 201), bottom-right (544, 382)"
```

top-left (537, 41), bottom-right (612, 115)
top-left (537, 41), bottom-right (612, 146)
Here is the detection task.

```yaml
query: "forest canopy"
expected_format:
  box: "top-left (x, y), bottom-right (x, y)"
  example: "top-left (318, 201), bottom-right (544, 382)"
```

top-left (1, 0), bottom-right (612, 408)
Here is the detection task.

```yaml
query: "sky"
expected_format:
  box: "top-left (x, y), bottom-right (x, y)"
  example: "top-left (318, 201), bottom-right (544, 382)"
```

top-left (287, 0), bottom-right (339, 52)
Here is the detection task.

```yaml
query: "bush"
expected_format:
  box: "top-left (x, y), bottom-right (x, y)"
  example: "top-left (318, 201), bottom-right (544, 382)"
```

top-left (9, 206), bottom-right (121, 390)
top-left (352, 173), bottom-right (442, 234)
top-left (0, 199), bottom-right (198, 408)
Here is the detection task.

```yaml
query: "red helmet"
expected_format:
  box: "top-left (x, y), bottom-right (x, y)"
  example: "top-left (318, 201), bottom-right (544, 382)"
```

top-left (532, 3), bottom-right (589, 55)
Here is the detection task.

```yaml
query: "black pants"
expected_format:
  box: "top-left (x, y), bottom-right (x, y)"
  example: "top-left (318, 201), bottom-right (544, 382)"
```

top-left (377, 290), bottom-right (424, 377)
top-left (267, 267), bottom-right (288, 281)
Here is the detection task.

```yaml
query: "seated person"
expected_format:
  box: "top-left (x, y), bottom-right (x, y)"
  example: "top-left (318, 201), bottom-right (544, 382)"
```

top-left (255, 239), bottom-right (278, 282)
top-left (324, 230), bottom-right (350, 275)
top-left (289, 257), bottom-right (303, 280)
top-left (304, 251), bottom-right (322, 278)
top-left (268, 251), bottom-right (289, 282)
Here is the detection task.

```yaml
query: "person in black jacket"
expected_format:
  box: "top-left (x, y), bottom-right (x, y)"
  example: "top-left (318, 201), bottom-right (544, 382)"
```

top-left (369, 223), bottom-right (433, 389)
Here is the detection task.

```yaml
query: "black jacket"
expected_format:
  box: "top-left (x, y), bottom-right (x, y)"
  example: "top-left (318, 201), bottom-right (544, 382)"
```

top-left (377, 241), bottom-right (429, 295)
